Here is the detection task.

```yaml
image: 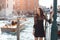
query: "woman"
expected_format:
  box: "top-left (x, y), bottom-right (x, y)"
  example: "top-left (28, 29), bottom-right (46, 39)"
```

top-left (33, 7), bottom-right (47, 40)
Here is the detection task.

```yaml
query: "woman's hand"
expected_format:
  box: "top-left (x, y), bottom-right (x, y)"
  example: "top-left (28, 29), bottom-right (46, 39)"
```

top-left (48, 19), bottom-right (52, 24)
top-left (43, 15), bottom-right (52, 24)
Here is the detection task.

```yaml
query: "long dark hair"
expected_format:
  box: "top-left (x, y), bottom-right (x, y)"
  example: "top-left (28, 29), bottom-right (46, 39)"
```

top-left (39, 8), bottom-right (44, 18)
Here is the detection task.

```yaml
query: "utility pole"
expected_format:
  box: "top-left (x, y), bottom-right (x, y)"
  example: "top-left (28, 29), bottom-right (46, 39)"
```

top-left (17, 11), bottom-right (20, 40)
top-left (51, 0), bottom-right (58, 40)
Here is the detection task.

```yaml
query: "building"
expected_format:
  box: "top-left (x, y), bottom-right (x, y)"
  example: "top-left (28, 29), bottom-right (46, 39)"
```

top-left (0, 0), bottom-right (6, 10)
top-left (13, 0), bottom-right (38, 14)
top-left (0, 0), bottom-right (6, 17)
top-left (6, 0), bottom-right (13, 17)
top-left (0, 0), bottom-right (39, 16)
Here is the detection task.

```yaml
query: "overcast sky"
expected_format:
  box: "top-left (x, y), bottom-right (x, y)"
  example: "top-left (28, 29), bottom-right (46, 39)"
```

top-left (39, 0), bottom-right (60, 8)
